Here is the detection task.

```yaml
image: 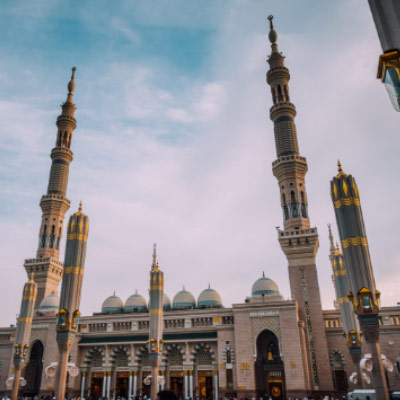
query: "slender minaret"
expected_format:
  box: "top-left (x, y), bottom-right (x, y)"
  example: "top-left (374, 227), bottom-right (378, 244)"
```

top-left (11, 274), bottom-right (37, 400)
top-left (24, 67), bottom-right (78, 308)
top-left (328, 226), bottom-right (363, 386)
top-left (54, 203), bottom-right (89, 400)
top-left (331, 162), bottom-right (389, 399)
top-left (148, 244), bottom-right (164, 400)
top-left (266, 16), bottom-right (333, 390)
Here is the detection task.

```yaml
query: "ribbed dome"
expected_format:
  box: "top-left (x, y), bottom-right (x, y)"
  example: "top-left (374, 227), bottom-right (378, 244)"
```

top-left (124, 291), bottom-right (147, 313)
top-left (102, 294), bottom-right (123, 314)
top-left (173, 288), bottom-right (196, 309)
top-left (163, 293), bottom-right (171, 311)
top-left (198, 287), bottom-right (222, 308)
top-left (252, 275), bottom-right (280, 297)
top-left (39, 294), bottom-right (60, 315)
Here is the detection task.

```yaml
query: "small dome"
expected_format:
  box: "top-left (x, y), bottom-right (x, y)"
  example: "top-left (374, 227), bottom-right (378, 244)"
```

top-left (198, 287), bottom-right (222, 308)
top-left (102, 294), bottom-right (123, 314)
top-left (124, 292), bottom-right (147, 313)
top-left (163, 293), bottom-right (171, 311)
top-left (173, 288), bottom-right (196, 309)
top-left (39, 294), bottom-right (60, 315)
top-left (252, 275), bottom-right (280, 297)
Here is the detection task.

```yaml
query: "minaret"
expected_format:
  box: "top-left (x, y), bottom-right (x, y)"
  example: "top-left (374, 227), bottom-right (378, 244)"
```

top-left (148, 244), bottom-right (164, 400)
top-left (266, 16), bottom-right (333, 390)
top-left (11, 274), bottom-right (37, 400)
top-left (328, 227), bottom-right (363, 386)
top-left (54, 203), bottom-right (89, 400)
top-left (24, 67), bottom-right (78, 308)
top-left (331, 162), bottom-right (389, 399)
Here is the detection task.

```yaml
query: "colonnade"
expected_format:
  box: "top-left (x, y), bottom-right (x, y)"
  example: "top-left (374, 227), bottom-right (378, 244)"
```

top-left (80, 367), bottom-right (219, 400)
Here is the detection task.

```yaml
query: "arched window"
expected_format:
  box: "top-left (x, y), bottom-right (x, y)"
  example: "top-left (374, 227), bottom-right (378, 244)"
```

top-left (272, 88), bottom-right (276, 104)
top-left (49, 225), bottom-right (55, 248)
top-left (282, 193), bottom-right (286, 205)
top-left (41, 225), bottom-right (47, 248)
top-left (291, 191), bottom-right (296, 202)
top-left (115, 350), bottom-right (128, 367)
top-left (226, 350), bottom-right (231, 364)
top-left (168, 349), bottom-right (183, 366)
top-left (277, 85), bottom-right (283, 102)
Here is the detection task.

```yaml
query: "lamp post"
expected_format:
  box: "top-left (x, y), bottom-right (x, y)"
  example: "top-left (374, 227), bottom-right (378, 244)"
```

top-left (331, 162), bottom-right (389, 399)
top-left (11, 274), bottom-right (37, 400)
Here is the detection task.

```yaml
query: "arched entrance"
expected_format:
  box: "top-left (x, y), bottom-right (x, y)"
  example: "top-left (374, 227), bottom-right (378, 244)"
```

top-left (24, 341), bottom-right (44, 396)
top-left (330, 350), bottom-right (348, 392)
top-left (254, 330), bottom-right (285, 400)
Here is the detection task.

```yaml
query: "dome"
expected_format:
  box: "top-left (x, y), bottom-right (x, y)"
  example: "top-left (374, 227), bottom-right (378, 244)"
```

top-left (102, 294), bottom-right (123, 314)
top-left (252, 275), bottom-right (280, 297)
top-left (124, 291), bottom-right (147, 313)
top-left (173, 288), bottom-right (196, 309)
top-left (198, 287), bottom-right (223, 308)
top-left (39, 294), bottom-right (60, 315)
top-left (163, 293), bottom-right (171, 311)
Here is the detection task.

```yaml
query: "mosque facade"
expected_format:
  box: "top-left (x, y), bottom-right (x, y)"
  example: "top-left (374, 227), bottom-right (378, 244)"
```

top-left (1, 19), bottom-right (400, 400)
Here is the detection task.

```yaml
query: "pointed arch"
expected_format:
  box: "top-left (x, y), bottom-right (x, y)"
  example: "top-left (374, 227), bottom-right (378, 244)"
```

top-left (190, 343), bottom-right (216, 364)
top-left (83, 346), bottom-right (105, 367)
top-left (110, 345), bottom-right (131, 367)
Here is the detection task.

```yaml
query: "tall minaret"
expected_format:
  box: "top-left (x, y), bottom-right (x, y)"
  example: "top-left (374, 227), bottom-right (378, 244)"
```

top-left (148, 245), bottom-right (164, 400)
top-left (24, 67), bottom-right (78, 308)
top-left (11, 274), bottom-right (37, 400)
top-left (328, 227), bottom-right (363, 385)
top-left (331, 162), bottom-right (389, 399)
top-left (266, 16), bottom-right (333, 390)
top-left (54, 203), bottom-right (89, 400)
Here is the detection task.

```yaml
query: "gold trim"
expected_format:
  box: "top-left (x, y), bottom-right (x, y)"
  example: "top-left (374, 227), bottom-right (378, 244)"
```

top-left (338, 297), bottom-right (350, 303)
top-left (18, 317), bottom-right (32, 322)
top-left (334, 270), bottom-right (347, 277)
top-left (65, 266), bottom-right (84, 275)
top-left (334, 197), bottom-right (360, 208)
top-left (67, 233), bottom-right (88, 242)
top-left (149, 309), bottom-right (162, 315)
top-left (23, 295), bottom-right (36, 301)
top-left (341, 237), bottom-right (368, 248)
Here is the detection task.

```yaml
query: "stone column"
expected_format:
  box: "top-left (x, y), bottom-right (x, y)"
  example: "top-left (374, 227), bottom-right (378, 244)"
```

top-left (128, 371), bottom-right (133, 399)
top-left (150, 359), bottom-right (160, 400)
top-left (55, 336), bottom-right (74, 400)
top-left (133, 371), bottom-right (138, 397)
top-left (214, 370), bottom-right (218, 400)
top-left (107, 371), bottom-right (112, 399)
top-left (102, 372), bottom-right (107, 397)
top-left (11, 363), bottom-right (23, 400)
top-left (80, 371), bottom-right (86, 399)
top-left (189, 370), bottom-right (193, 399)
top-left (184, 371), bottom-right (188, 398)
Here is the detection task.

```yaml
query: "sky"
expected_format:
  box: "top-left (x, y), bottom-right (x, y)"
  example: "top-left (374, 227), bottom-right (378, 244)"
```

top-left (1, 1), bottom-right (399, 326)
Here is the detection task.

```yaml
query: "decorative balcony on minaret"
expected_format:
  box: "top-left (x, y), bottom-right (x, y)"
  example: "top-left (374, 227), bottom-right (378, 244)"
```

top-left (266, 16), bottom-right (332, 391)
top-left (54, 203), bottom-right (89, 400)
top-left (11, 274), bottom-right (37, 400)
top-left (148, 244), bottom-right (164, 400)
top-left (24, 68), bottom-right (78, 308)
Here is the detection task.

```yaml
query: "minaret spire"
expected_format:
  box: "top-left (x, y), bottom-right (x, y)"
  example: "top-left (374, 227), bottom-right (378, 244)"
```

top-left (24, 68), bottom-right (79, 308)
top-left (266, 17), bottom-right (333, 391)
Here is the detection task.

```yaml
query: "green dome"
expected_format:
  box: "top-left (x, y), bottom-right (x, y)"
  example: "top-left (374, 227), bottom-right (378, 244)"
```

top-left (252, 276), bottom-right (279, 297)
top-left (198, 287), bottom-right (222, 308)
top-left (173, 289), bottom-right (196, 309)
top-left (163, 293), bottom-right (171, 311)
top-left (39, 294), bottom-right (60, 315)
top-left (124, 292), bottom-right (147, 313)
top-left (102, 294), bottom-right (123, 314)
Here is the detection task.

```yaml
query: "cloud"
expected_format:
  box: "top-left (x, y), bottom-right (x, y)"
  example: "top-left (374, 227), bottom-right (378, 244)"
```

top-left (0, 0), bottom-right (399, 326)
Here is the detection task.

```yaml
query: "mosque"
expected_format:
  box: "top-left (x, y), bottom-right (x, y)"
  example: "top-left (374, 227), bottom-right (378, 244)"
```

top-left (1, 18), bottom-right (400, 400)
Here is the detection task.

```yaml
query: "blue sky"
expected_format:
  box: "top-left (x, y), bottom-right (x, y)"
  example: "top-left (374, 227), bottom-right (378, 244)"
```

top-left (1, 1), bottom-right (400, 326)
